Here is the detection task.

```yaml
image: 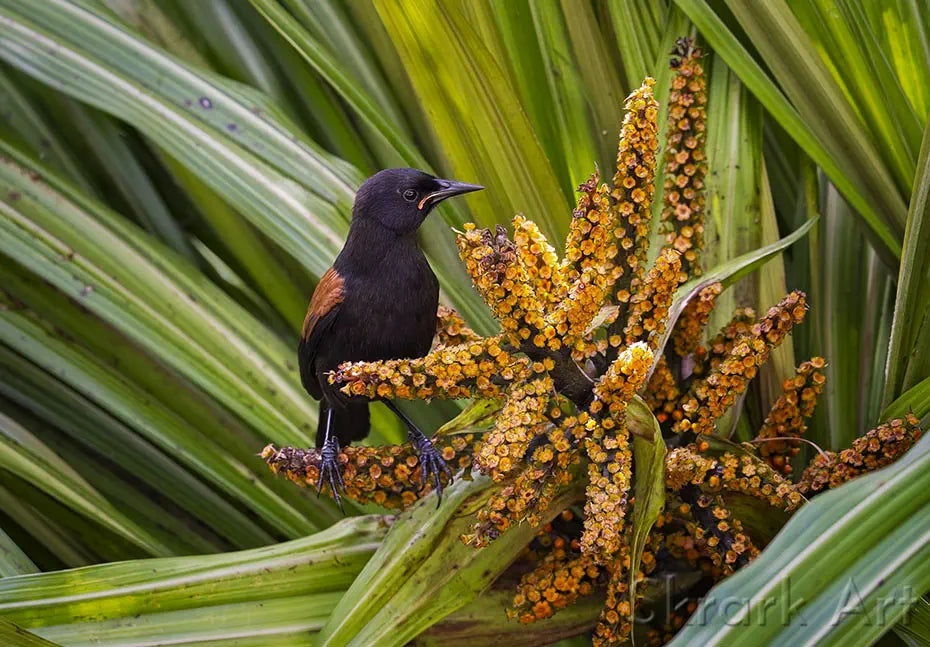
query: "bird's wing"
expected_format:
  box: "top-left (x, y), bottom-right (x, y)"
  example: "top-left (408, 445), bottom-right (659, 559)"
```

top-left (297, 266), bottom-right (344, 399)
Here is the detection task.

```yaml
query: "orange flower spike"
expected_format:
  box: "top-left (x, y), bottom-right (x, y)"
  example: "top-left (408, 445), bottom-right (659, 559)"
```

top-left (330, 334), bottom-right (531, 401)
top-left (595, 341), bottom-right (656, 406)
top-left (671, 282), bottom-right (722, 357)
top-left (677, 487), bottom-right (758, 575)
top-left (562, 170), bottom-right (616, 285)
top-left (704, 450), bottom-right (803, 511)
top-left (510, 552), bottom-right (601, 624)
top-left (593, 566), bottom-right (635, 646)
top-left (457, 224), bottom-right (555, 351)
top-left (512, 214), bottom-right (565, 308)
top-left (692, 307), bottom-right (757, 378)
top-left (675, 291), bottom-right (807, 436)
top-left (645, 356), bottom-right (681, 424)
top-left (261, 435), bottom-right (477, 508)
top-left (754, 357), bottom-right (827, 474)
top-left (474, 375), bottom-right (554, 480)
top-left (612, 78), bottom-right (660, 308)
top-left (661, 37), bottom-right (708, 280)
top-left (580, 438), bottom-right (632, 565)
top-left (556, 171), bottom-right (623, 346)
top-left (621, 248), bottom-right (683, 350)
top-left (798, 414), bottom-right (923, 494)
top-left (591, 535), bottom-right (660, 647)
top-left (467, 456), bottom-right (549, 547)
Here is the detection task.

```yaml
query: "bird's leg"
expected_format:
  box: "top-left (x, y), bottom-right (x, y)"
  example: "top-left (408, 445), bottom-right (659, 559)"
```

top-left (384, 401), bottom-right (452, 504)
top-left (317, 407), bottom-right (345, 512)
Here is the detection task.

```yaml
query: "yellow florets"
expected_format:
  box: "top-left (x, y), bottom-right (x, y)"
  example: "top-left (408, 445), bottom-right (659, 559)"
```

top-left (675, 291), bottom-right (807, 436)
top-left (612, 78), bottom-right (660, 304)
top-left (330, 335), bottom-right (530, 401)
top-left (474, 375), bottom-right (554, 480)
top-left (797, 414), bottom-right (923, 493)
top-left (661, 37), bottom-right (707, 280)
top-left (672, 282), bottom-right (721, 356)
top-left (754, 357), bottom-right (827, 474)
top-left (509, 550), bottom-right (600, 623)
top-left (434, 305), bottom-right (482, 348)
top-left (261, 435), bottom-right (476, 508)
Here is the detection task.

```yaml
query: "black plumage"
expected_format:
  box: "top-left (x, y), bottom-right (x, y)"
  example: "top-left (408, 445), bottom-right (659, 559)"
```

top-left (298, 168), bottom-right (482, 505)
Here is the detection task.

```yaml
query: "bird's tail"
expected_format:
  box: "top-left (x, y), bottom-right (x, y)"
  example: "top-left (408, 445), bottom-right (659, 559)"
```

top-left (316, 400), bottom-right (370, 449)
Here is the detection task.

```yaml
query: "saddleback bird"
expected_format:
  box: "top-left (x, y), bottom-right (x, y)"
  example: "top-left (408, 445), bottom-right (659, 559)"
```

top-left (299, 168), bottom-right (483, 508)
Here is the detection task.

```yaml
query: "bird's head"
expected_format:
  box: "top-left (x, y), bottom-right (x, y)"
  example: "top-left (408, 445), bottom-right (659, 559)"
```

top-left (353, 168), bottom-right (483, 234)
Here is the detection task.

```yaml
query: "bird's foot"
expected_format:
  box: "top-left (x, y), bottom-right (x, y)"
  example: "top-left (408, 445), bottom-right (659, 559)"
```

top-left (410, 429), bottom-right (453, 506)
top-left (317, 435), bottom-right (346, 512)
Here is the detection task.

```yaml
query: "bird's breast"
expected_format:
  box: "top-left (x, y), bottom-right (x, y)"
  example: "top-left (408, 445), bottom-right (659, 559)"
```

top-left (339, 248), bottom-right (439, 362)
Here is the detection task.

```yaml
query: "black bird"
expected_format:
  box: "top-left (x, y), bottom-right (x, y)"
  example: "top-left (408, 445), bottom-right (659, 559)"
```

top-left (298, 168), bottom-right (483, 507)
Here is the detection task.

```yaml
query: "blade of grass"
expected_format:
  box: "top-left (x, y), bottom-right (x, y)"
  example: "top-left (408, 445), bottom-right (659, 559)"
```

top-left (560, 0), bottom-right (625, 173)
top-left (529, 0), bottom-right (599, 194)
top-left (0, 619), bottom-right (61, 647)
top-left (0, 345), bottom-right (268, 549)
top-left (0, 1), bottom-right (352, 278)
top-left (0, 515), bottom-right (384, 625)
top-left (490, 0), bottom-right (568, 195)
top-left (673, 0), bottom-right (903, 261)
top-left (0, 410), bottom-right (171, 556)
top-left (374, 0), bottom-right (571, 243)
top-left (0, 310), bottom-right (307, 540)
top-left (0, 485), bottom-right (96, 568)
top-left (883, 118), bottom-right (930, 408)
top-left (721, 0), bottom-right (908, 236)
top-left (5, 401), bottom-right (221, 555)
top-left (0, 525), bottom-right (38, 576)
top-left (0, 146), bottom-right (320, 448)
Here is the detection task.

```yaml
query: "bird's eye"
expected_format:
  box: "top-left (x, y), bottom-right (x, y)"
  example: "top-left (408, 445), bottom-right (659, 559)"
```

top-left (402, 189), bottom-right (418, 202)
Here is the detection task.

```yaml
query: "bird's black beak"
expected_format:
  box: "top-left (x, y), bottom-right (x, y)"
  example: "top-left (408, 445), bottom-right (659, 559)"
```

top-left (418, 179), bottom-right (484, 210)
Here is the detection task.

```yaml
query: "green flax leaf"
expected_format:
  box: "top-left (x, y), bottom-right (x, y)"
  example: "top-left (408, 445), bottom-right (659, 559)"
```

top-left (627, 396), bottom-right (666, 628)
top-left (883, 118), bottom-right (930, 408)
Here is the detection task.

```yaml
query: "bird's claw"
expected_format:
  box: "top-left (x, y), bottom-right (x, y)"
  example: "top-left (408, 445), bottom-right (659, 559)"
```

top-left (317, 435), bottom-right (346, 513)
top-left (412, 434), bottom-right (453, 507)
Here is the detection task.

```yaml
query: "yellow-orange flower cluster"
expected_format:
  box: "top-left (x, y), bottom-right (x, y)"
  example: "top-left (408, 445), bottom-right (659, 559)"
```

top-left (661, 37), bottom-right (707, 279)
top-left (510, 549), bottom-right (600, 623)
top-left (610, 78), bottom-right (661, 318)
top-left (457, 224), bottom-right (559, 351)
top-left (435, 305), bottom-right (482, 348)
top-left (512, 214), bottom-right (565, 309)
top-left (677, 486), bottom-right (757, 574)
top-left (665, 446), bottom-right (802, 512)
top-left (260, 434), bottom-right (476, 508)
top-left (558, 173), bottom-right (620, 345)
top-left (619, 248), bottom-right (683, 351)
top-left (581, 343), bottom-right (653, 564)
top-left (797, 414), bottom-right (922, 494)
top-left (594, 533), bottom-right (662, 646)
top-left (465, 439), bottom-right (578, 547)
top-left (672, 282), bottom-right (722, 356)
top-left (754, 358), bottom-right (827, 474)
top-left (692, 307), bottom-right (757, 378)
top-left (475, 375), bottom-right (554, 480)
top-left (330, 334), bottom-right (530, 401)
top-left (645, 356), bottom-right (681, 425)
top-left (675, 291), bottom-right (808, 436)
